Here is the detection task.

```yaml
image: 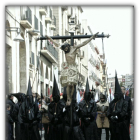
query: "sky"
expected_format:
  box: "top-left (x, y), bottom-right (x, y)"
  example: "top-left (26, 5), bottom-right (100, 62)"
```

top-left (81, 6), bottom-right (133, 78)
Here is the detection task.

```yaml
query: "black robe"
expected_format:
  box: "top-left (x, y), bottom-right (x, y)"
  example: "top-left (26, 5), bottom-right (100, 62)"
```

top-left (63, 101), bottom-right (85, 140)
top-left (6, 110), bottom-right (14, 140)
top-left (18, 101), bottom-right (41, 140)
top-left (79, 99), bottom-right (98, 140)
top-left (6, 99), bottom-right (15, 140)
top-left (12, 102), bottom-right (22, 140)
top-left (107, 98), bottom-right (129, 140)
top-left (6, 99), bottom-right (15, 118)
top-left (48, 99), bottom-right (65, 140)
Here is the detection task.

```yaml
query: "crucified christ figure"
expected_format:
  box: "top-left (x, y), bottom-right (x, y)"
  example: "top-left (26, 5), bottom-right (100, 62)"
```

top-left (45, 32), bottom-right (99, 105)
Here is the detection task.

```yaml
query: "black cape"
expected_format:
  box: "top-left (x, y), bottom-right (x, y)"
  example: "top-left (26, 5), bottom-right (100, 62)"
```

top-left (63, 102), bottom-right (85, 140)
top-left (18, 100), bottom-right (41, 140)
top-left (107, 98), bottom-right (129, 140)
top-left (79, 99), bottom-right (98, 140)
top-left (48, 99), bottom-right (65, 140)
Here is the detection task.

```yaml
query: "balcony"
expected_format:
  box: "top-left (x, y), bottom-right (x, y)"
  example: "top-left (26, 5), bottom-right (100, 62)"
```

top-left (20, 7), bottom-right (32, 29)
top-left (50, 16), bottom-right (56, 30)
top-left (95, 45), bottom-right (99, 54)
top-left (89, 57), bottom-right (96, 67)
top-left (45, 16), bottom-right (52, 23)
top-left (61, 6), bottom-right (68, 11)
top-left (41, 40), bottom-right (58, 64)
top-left (96, 61), bottom-right (100, 70)
top-left (39, 6), bottom-right (47, 15)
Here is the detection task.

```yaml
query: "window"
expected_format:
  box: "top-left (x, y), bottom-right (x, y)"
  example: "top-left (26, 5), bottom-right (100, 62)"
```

top-left (46, 84), bottom-right (48, 96)
top-left (46, 66), bottom-right (48, 79)
top-left (50, 68), bottom-right (52, 81)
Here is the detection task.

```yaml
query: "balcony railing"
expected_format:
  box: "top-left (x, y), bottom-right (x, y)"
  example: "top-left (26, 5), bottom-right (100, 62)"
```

top-left (34, 15), bottom-right (38, 30)
top-left (89, 57), bottom-right (96, 67)
top-left (39, 6), bottom-right (47, 15)
top-left (52, 16), bottom-right (56, 26)
top-left (21, 7), bottom-right (32, 25)
top-left (95, 45), bottom-right (99, 54)
top-left (20, 6), bottom-right (32, 28)
top-left (96, 60), bottom-right (100, 70)
top-left (43, 40), bottom-right (58, 60)
top-left (40, 22), bottom-right (43, 36)
top-left (50, 8), bottom-right (52, 19)
top-left (40, 6), bottom-right (47, 11)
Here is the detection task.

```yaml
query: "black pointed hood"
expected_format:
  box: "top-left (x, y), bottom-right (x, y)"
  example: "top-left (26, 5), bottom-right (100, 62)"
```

top-left (27, 77), bottom-right (32, 96)
top-left (114, 70), bottom-right (123, 100)
top-left (91, 85), bottom-right (96, 99)
top-left (63, 86), bottom-right (67, 102)
top-left (84, 78), bottom-right (91, 102)
top-left (52, 75), bottom-right (60, 103)
top-left (26, 77), bottom-right (33, 108)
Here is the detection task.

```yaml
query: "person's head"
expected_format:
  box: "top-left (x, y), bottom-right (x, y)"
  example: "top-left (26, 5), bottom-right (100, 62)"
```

top-left (8, 94), bottom-right (13, 100)
top-left (61, 42), bottom-right (70, 53)
top-left (6, 104), bottom-right (11, 111)
top-left (100, 93), bottom-right (106, 103)
top-left (121, 86), bottom-right (126, 95)
top-left (84, 91), bottom-right (91, 102)
top-left (53, 94), bottom-right (60, 103)
top-left (26, 95), bottom-right (33, 106)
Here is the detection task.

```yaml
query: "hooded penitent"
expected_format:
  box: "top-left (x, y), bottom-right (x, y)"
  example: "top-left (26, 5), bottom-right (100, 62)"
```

top-left (100, 93), bottom-right (107, 103)
top-left (63, 86), bottom-right (67, 102)
top-left (84, 78), bottom-right (91, 102)
top-left (91, 85), bottom-right (96, 99)
top-left (26, 77), bottom-right (33, 107)
top-left (114, 70), bottom-right (123, 101)
top-left (52, 75), bottom-right (60, 103)
top-left (12, 92), bottom-right (25, 102)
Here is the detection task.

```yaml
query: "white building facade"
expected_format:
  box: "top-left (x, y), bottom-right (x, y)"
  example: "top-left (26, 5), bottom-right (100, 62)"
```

top-left (6, 6), bottom-right (58, 97)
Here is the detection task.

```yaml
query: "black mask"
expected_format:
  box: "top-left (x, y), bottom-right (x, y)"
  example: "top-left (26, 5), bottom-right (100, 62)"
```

top-left (114, 94), bottom-right (119, 101)
top-left (91, 93), bottom-right (94, 99)
top-left (85, 92), bottom-right (91, 102)
top-left (26, 95), bottom-right (33, 106)
top-left (53, 95), bottom-right (60, 103)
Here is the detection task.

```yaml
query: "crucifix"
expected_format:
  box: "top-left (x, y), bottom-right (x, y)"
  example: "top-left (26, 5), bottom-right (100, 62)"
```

top-left (37, 32), bottom-right (110, 127)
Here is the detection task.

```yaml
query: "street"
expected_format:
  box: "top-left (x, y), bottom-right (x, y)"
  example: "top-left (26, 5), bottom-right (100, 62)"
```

top-left (39, 124), bottom-right (134, 140)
